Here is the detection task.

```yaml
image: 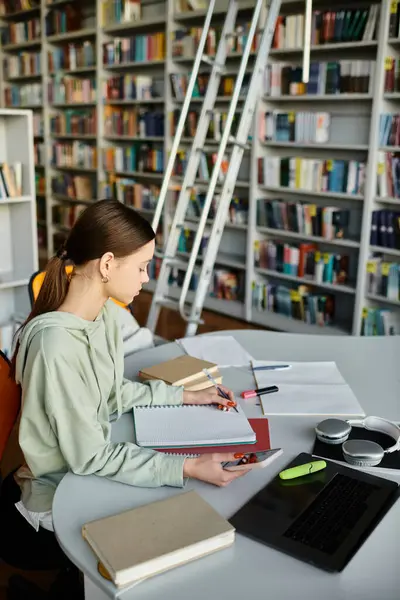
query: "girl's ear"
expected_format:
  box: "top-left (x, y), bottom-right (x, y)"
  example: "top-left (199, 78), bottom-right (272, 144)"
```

top-left (99, 252), bottom-right (115, 278)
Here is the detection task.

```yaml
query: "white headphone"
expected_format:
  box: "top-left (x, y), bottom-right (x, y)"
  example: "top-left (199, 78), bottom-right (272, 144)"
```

top-left (315, 416), bottom-right (400, 467)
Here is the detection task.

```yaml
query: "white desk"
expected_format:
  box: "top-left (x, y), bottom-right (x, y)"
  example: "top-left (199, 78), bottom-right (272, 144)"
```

top-left (53, 331), bottom-right (400, 600)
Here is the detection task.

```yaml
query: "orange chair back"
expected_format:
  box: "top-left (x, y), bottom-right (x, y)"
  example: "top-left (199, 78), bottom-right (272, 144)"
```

top-left (0, 351), bottom-right (21, 462)
top-left (29, 268), bottom-right (128, 310)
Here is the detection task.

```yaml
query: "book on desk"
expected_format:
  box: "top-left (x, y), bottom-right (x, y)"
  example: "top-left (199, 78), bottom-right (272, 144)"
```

top-left (82, 490), bottom-right (234, 588)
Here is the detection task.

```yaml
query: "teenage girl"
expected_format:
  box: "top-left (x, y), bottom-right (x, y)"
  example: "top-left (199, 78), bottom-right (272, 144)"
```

top-left (0, 200), bottom-right (248, 599)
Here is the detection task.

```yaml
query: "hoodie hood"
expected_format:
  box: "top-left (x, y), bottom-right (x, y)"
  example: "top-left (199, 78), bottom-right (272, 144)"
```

top-left (16, 304), bottom-right (123, 417)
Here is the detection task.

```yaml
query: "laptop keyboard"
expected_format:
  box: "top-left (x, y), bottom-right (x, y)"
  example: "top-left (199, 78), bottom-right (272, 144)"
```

top-left (283, 473), bottom-right (377, 555)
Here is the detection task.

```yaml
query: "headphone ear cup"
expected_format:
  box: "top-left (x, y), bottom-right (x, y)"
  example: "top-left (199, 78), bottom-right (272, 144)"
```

top-left (315, 419), bottom-right (352, 445)
top-left (342, 440), bottom-right (385, 468)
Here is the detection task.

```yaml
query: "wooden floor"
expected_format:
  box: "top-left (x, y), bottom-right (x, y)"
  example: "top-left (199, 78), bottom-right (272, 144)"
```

top-left (132, 291), bottom-right (267, 339)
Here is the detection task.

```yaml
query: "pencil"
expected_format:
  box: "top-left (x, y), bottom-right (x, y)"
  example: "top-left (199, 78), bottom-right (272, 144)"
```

top-left (202, 369), bottom-right (239, 413)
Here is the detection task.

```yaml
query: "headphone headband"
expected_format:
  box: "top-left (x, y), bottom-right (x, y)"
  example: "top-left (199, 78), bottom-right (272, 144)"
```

top-left (347, 417), bottom-right (400, 454)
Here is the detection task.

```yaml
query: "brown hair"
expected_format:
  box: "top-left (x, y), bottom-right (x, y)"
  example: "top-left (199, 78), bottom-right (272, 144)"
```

top-left (10, 199), bottom-right (155, 378)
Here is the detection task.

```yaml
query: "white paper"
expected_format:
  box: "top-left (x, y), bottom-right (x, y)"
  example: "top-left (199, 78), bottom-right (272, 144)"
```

top-left (176, 335), bottom-right (254, 367)
top-left (252, 360), bottom-right (365, 416)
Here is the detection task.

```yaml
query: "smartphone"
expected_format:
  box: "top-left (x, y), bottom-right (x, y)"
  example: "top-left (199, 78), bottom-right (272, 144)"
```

top-left (222, 448), bottom-right (283, 471)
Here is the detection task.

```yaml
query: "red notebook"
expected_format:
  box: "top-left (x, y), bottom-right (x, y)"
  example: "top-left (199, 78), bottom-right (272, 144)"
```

top-left (155, 418), bottom-right (270, 455)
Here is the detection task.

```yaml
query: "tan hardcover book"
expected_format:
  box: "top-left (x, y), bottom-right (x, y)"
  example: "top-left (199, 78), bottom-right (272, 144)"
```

top-left (138, 355), bottom-right (220, 389)
top-left (82, 490), bottom-right (235, 588)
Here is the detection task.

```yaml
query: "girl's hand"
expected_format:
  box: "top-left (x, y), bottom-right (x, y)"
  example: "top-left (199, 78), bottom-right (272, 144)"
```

top-left (183, 385), bottom-right (237, 411)
top-left (183, 452), bottom-right (251, 487)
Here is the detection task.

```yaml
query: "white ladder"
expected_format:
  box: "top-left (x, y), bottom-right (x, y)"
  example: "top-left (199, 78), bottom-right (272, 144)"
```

top-left (147, 0), bottom-right (282, 336)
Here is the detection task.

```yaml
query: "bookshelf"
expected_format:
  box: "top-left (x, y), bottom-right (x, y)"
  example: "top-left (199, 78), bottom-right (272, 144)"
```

top-left (0, 108), bottom-right (38, 356)
top-left (1, 0), bottom-right (400, 337)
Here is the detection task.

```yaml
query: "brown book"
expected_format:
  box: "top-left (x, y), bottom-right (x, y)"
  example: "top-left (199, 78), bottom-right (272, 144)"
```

top-left (82, 490), bottom-right (235, 588)
top-left (139, 355), bottom-right (221, 391)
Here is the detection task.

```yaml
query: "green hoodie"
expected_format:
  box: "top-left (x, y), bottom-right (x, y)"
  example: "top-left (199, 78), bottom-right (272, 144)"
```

top-left (15, 300), bottom-right (186, 513)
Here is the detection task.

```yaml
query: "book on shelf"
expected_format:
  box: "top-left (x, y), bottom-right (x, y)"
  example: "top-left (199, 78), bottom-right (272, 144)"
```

top-left (36, 173), bottom-right (45, 196)
top-left (0, 1), bottom-right (40, 15)
top-left (260, 111), bottom-right (330, 144)
top-left (389, 1), bottom-right (400, 38)
top-left (82, 490), bottom-right (234, 588)
top-left (254, 239), bottom-right (350, 287)
top-left (4, 51), bottom-right (41, 79)
top-left (174, 150), bottom-right (229, 183)
top-left (104, 106), bottom-right (164, 138)
top-left (366, 257), bottom-right (400, 302)
top-left (178, 229), bottom-right (209, 256)
top-left (51, 142), bottom-right (97, 170)
top-left (102, 33), bottom-right (166, 66)
top-left (257, 199), bottom-right (361, 242)
top-left (183, 190), bottom-right (248, 225)
top-left (45, 4), bottom-right (82, 36)
top-left (264, 60), bottom-right (375, 97)
top-left (370, 210), bottom-right (400, 249)
top-left (51, 173), bottom-right (95, 200)
top-left (5, 83), bottom-right (42, 107)
top-left (33, 114), bottom-right (44, 137)
top-left (252, 280), bottom-right (336, 328)
top-left (52, 203), bottom-right (87, 230)
top-left (384, 57), bottom-right (400, 93)
top-left (48, 76), bottom-right (97, 105)
top-left (258, 157), bottom-right (365, 196)
top-left (376, 152), bottom-right (400, 198)
top-left (138, 355), bottom-right (222, 392)
top-left (1, 17), bottom-right (41, 45)
top-left (171, 109), bottom-right (240, 141)
top-left (103, 75), bottom-right (159, 101)
top-left (102, 177), bottom-right (159, 210)
top-left (34, 142), bottom-right (44, 167)
top-left (361, 307), bottom-right (400, 336)
top-left (100, 0), bottom-right (141, 26)
top-left (378, 114), bottom-right (400, 147)
top-left (0, 162), bottom-right (22, 198)
top-left (48, 42), bottom-right (96, 72)
top-left (50, 109), bottom-right (97, 136)
top-left (172, 22), bottom-right (260, 59)
top-left (152, 262), bottom-right (243, 302)
top-left (211, 270), bottom-right (243, 302)
top-left (102, 145), bottom-right (164, 174)
top-left (273, 6), bottom-right (379, 49)
top-left (170, 73), bottom-right (250, 100)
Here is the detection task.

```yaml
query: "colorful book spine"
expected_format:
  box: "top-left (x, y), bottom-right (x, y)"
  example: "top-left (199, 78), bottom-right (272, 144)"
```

top-left (264, 60), bottom-right (375, 97)
top-left (258, 157), bottom-right (365, 196)
top-left (252, 280), bottom-right (336, 328)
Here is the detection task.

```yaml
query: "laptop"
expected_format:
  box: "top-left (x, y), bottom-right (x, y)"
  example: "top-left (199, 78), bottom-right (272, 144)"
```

top-left (229, 452), bottom-right (400, 572)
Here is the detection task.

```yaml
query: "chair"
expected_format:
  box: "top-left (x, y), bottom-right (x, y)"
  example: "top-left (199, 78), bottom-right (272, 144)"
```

top-left (28, 268), bottom-right (129, 311)
top-left (0, 352), bottom-right (80, 599)
top-left (0, 350), bottom-right (21, 472)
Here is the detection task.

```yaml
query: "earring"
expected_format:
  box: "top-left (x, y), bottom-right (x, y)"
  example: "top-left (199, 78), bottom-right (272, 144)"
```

top-left (101, 275), bottom-right (109, 283)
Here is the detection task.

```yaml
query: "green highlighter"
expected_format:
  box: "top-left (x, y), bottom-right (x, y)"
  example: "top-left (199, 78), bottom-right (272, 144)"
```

top-left (279, 460), bottom-right (327, 480)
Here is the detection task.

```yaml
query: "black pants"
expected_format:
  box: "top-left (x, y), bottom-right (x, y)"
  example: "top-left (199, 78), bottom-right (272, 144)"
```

top-left (0, 471), bottom-right (68, 571)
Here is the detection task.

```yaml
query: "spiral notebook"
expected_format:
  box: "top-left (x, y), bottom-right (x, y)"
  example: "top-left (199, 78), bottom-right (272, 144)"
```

top-left (132, 405), bottom-right (256, 449)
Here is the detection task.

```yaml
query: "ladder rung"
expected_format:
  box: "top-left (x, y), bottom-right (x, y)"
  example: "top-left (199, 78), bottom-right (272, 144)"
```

top-left (228, 136), bottom-right (250, 150)
top-left (201, 54), bottom-right (225, 72)
top-left (162, 256), bottom-right (189, 269)
top-left (156, 297), bottom-right (180, 311)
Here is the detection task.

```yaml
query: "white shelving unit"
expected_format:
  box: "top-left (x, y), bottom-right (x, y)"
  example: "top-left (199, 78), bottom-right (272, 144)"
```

top-left (1, 0), bottom-right (399, 337)
top-left (0, 109), bottom-right (38, 355)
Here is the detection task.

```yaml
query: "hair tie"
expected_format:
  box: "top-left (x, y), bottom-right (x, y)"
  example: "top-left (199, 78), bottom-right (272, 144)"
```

top-left (56, 245), bottom-right (68, 261)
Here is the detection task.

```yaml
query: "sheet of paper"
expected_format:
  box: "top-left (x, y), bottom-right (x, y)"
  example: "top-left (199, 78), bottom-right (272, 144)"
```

top-left (176, 335), bottom-right (254, 367)
top-left (252, 360), bottom-right (365, 416)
